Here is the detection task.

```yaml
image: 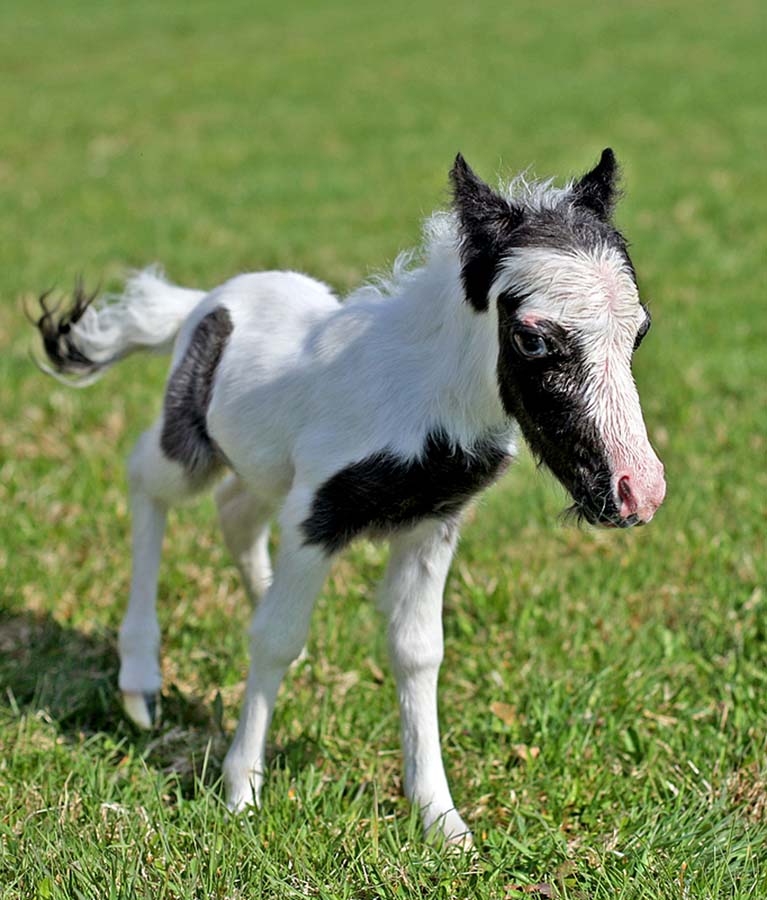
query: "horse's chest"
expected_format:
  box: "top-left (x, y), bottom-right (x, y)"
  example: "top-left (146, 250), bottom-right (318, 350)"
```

top-left (302, 433), bottom-right (511, 553)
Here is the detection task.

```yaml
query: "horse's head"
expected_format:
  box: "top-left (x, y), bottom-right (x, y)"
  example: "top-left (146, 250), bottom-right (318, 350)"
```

top-left (451, 149), bottom-right (665, 527)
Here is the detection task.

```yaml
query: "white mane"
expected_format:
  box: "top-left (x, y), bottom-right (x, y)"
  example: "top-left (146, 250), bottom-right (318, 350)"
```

top-left (353, 171), bottom-right (576, 306)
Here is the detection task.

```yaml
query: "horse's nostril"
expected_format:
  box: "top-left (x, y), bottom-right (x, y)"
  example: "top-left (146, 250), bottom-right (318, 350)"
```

top-left (617, 475), bottom-right (634, 507)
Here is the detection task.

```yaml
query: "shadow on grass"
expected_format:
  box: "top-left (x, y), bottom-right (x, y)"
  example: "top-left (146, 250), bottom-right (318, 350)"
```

top-left (0, 608), bottom-right (120, 732)
top-left (0, 609), bottom-right (331, 801)
top-left (0, 608), bottom-right (232, 795)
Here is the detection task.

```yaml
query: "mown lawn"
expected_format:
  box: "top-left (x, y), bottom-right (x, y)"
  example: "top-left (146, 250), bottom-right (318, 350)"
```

top-left (0, 1), bottom-right (765, 897)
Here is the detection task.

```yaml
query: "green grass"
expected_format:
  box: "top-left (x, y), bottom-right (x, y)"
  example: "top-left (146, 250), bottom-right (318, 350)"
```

top-left (1, 0), bottom-right (765, 897)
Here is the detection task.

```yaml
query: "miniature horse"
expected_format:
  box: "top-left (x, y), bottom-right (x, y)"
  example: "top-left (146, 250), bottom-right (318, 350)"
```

top-left (35, 149), bottom-right (665, 843)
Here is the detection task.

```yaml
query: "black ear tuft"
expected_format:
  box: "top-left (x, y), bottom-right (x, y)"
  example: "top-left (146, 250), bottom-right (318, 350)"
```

top-left (450, 153), bottom-right (497, 210)
top-left (449, 153), bottom-right (522, 230)
top-left (572, 148), bottom-right (619, 220)
top-left (450, 152), bottom-right (472, 188)
top-left (449, 154), bottom-right (524, 311)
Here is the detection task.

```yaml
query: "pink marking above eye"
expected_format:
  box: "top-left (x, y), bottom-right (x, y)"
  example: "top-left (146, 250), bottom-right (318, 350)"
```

top-left (520, 313), bottom-right (543, 327)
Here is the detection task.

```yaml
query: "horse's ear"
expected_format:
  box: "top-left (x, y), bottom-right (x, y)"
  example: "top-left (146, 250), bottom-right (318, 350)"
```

top-left (450, 154), bottom-right (523, 232)
top-left (450, 154), bottom-right (500, 214)
top-left (450, 154), bottom-right (524, 311)
top-left (571, 148), bottom-right (619, 220)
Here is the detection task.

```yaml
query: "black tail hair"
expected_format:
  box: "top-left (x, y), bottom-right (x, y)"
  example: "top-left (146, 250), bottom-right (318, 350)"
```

top-left (33, 279), bottom-right (100, 375)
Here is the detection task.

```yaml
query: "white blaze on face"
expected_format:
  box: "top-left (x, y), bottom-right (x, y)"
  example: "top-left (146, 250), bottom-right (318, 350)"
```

top-left (495, 245), bottom-right (666, 522)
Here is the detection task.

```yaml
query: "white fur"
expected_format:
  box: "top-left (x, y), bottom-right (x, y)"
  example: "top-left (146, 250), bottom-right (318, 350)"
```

top-left (70, 267), bottom-right (206, 376)
top-left (109, 239), bottom-right (513, 844)
top-left (51, 181), bottom-right (663, 843)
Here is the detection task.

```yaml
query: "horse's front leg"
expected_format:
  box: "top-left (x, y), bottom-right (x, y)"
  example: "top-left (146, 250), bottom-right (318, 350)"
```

top-left (223, 488), bottom-right (331, 811)
top-left (377, 518), bottom-right (471, 845)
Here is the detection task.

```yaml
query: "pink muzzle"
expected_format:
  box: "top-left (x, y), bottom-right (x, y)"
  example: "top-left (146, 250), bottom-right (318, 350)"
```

top-left (615, 457), bottom-right (666, 524)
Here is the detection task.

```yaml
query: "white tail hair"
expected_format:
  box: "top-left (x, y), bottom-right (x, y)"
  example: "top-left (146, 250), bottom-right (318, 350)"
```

top-left (34, 266), bottom-right (206, 385)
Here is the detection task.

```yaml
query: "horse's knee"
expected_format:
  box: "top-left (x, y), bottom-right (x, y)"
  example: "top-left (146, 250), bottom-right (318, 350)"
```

top-left (388, 620), bottom-right (444, 676)
top-left (248, 610), bottom-right (307, 670)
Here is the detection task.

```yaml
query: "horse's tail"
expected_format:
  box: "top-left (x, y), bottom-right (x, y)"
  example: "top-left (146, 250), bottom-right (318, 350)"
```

top-left (33, 266), bottom-right (207, 385)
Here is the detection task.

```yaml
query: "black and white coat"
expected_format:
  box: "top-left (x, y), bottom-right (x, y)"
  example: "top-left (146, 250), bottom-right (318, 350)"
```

top-left (36, 149), bottom-right (665, 843)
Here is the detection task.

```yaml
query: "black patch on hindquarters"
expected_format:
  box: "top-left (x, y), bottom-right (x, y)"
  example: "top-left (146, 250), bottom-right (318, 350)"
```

top-left (160, 306), bottom-right (233, 479)
top-left (302, 432), bottom-right (512, 554)
top-left (495, 293), bottom-right (622, 526)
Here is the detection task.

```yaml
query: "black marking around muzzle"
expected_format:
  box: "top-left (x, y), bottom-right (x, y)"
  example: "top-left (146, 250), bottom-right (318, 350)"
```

top-left (302, 431), bottom-right (511, 554)
top-left (495, 295), bottom-right (622, 525)
top-left (160, 306), bottom-right (233, 480)
top-left (34, 280), bottom-right (101, 375)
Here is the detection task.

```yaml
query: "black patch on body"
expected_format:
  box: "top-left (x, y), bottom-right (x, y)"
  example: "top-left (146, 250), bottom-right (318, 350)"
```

top-left (302, 432), bottom-right (511, 554)
top-left (160, 306), bottom-right (233, 479)
top-left (496, 294), bottom-right (621, 525)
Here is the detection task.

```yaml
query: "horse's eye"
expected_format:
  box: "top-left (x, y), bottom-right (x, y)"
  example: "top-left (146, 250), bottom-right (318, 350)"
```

top-left (512, 330), bottom-right (549, 359)
top-left (634, 312), bottom-right (651, 350)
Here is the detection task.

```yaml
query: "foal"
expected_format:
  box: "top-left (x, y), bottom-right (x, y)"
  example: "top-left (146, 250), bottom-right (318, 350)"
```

top-left (36, 149), bottom-right (665, 843)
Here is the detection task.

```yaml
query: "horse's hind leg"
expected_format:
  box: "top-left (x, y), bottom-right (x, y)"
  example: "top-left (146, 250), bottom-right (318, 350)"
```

top-left (215, 473), bottom-right (275, 603)
top-left (118, 422), bottom-right (203, 728)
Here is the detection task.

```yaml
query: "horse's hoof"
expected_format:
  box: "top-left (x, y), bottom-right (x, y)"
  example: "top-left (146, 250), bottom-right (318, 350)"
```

top-left (425, 810), bottom-right (474, 852)
top-left (123, 691), bottom-right (161, 729)
top-left (445, 830), bottom-right (475, 854)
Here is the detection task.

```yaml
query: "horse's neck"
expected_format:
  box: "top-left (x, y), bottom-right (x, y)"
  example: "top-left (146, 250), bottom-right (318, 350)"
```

top-left (361, 252), bottom-right (510, 450)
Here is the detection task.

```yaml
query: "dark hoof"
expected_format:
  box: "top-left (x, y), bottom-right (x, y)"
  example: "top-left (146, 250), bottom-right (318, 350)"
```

top-left (123, 691), bottom-right (161, 729)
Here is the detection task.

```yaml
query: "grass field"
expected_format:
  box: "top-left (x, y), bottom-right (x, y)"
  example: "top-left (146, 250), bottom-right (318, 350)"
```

top-left (1, 1), bottom-right (765, 897)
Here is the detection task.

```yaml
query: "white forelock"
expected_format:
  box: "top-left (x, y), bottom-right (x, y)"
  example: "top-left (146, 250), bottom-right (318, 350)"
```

top-left (500, 171), bottom-right (575, 211)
